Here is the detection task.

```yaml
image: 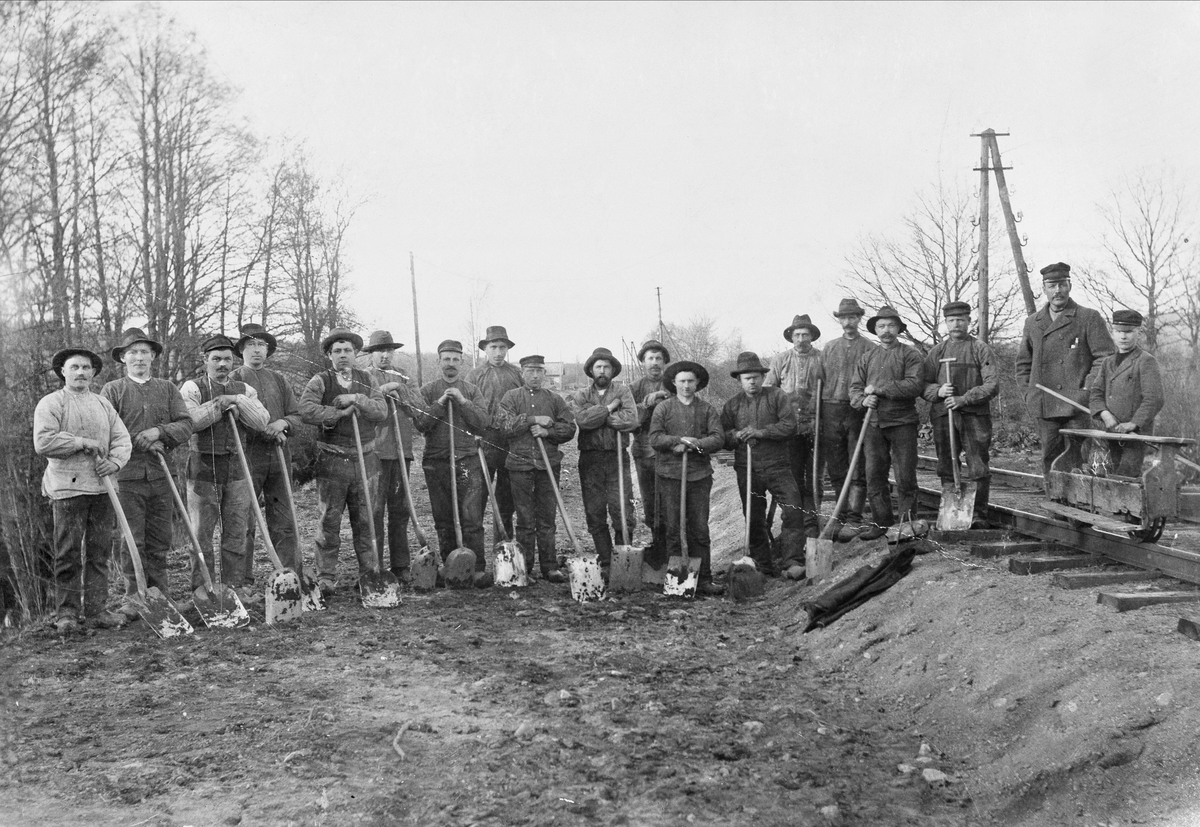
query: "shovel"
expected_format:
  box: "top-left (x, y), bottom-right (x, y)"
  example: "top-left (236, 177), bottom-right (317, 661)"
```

top-left (229, 413), bottom-right (305, 623)
top-left (348, 411), bottom-right (402, 607)
top-left (156, 453), bottom-right (249, 628)
top-left (537, 436), bottom-right (604, 602)
top-left (664, 450), bottom-right (701, 597)
top-left (812, 378), bottom-right (822, 508)
top-left (936, 358), bottom-right (977, 531)
top-left (812, 408), bottom-right (873, 580)
top-left (609, 431), bottom-right (643, 593)
top-left (477, 437), bottom-right (527, 587)
top-left (389, 398), bottom-right (437, 590)
top-left (443, 399), bottom-right (478, 588)
top-left (102, 475), bottom-right (193, 639)
top-left (1035, 383), bottom-right (1113, 473)
top-left (274, 444), bottom-right (326, 612)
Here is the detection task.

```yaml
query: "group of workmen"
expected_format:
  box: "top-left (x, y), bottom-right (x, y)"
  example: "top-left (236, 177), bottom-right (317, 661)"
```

top-left (34, 260), bottom-right (1163, 631)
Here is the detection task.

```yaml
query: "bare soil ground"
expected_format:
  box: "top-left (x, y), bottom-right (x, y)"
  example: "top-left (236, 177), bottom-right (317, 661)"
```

top-left (2, 442), bottom-right (1199, 826)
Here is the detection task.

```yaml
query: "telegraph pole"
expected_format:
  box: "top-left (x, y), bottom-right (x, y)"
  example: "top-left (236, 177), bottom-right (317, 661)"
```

top-left (410, 252), bottom-right (423, 386)
top-left (656, 286), bottom-right (664, 344)
top-left (973, 131), bottom-right (992, 343)
top-left (987, 135), bottom-right (1036, 315)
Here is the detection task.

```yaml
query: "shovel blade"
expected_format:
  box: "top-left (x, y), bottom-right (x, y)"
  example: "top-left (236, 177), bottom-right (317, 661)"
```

top-left (298, 570), bottom-right (326, 612)
top-left (493, 540), bottom-right (529, 588)
top-left (566, 554), bottom-right (605, 602)
top-left (265, 570), bottom-right (305, 625)
top-left (608, 544), bottom-right (644, 593)
top-left (135, 588), bottom-right (194, 639)
top-left (445, 548), bottom-right (477, 589)
top-left (936, 481), bottom-right (978, 531)
top-left (807, 539), bottom-right (834, 581)
top-left (360, 570), bottom-right (401, 608)
top-left (194, 583), bottom-right (250, 629)
top-left (411, 546), bottom-right (439, 590)
top-left (641, 558), bottom-right (667, 586)
top-left (663, 554), bottom-right (701, 598)
top-left (728, 556), bottom-right (765, 601)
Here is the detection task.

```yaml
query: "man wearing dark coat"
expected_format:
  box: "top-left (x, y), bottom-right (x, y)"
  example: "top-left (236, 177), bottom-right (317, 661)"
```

top-left (1089, 309), bottom-right (1164, 477)
top-left (630, 339), bottom-right (671, 568)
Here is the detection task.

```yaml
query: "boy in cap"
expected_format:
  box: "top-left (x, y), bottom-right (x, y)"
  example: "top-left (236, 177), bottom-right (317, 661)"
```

top-left (102, 328), bottom-right (193, 616)
top-left (721, 352), bottom-right (806, 578)
top-left (499, 355), bottom-right (577, 582)
top-left (467, 325), bottom-right (523, 538)
top-left (630, 340), bottom-right (671, 570)
top-left (568, 348), bottom-right (639, 568)
top-left (1016, 262), bottom-right (1114, 477)
top-left (850, 306), bottom-right (925, 540)
top-left (921, 302), bottom-right (1000, 528)
top-left (765, 314), bottom-right (824, 538)
top-left (820, 299), bottom-right (875, 539)
top-left (1089, 310), bottom-right (1164, 477)
top-left (34, 347), bottom-right (132, 632)
top-left (649, 361), bottom-right (726, 594)
top-left (298, 328), bottom-right (387, 595)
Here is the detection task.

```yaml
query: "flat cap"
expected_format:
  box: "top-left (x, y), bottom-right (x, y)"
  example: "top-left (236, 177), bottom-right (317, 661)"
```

top-left (1040, 262), bottom-right (1071, 282)
top-left (200, 334), bottom-right (237, 353)
top-left (519, 354), bottom-right (546, 368)
top-left (1112, 309), bottom-right (1144, 327)
top-left (436, 339), bottom-right (464, 354)
top-left (942, 301), bottom-right (972, 317)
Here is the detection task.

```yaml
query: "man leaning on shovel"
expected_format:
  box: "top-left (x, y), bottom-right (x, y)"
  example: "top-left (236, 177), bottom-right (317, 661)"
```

top-left (922, 301), bottom-right (999, 529)
top-left (34, 346), bottom-right (132, 633)
top-left (102, 328), bottom-right (193, 622)
top-left (630, 339), bottom-right (672, 571)
top-left (467, 325), bottom-right (524, 538)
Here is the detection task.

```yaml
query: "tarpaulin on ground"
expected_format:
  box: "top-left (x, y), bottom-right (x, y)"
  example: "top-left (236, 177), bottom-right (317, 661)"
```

top-left (801, 542), bottom-right (918, 632)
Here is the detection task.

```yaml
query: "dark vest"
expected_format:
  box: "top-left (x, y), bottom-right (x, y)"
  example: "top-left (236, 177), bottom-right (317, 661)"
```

top-left (317, 369), bottom-right (375, 449)
top-left (194, 377), bottom-right (249, 455)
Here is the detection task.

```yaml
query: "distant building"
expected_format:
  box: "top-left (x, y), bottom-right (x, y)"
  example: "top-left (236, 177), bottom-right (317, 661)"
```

top-left (544, 361), bottom-right (564, 391)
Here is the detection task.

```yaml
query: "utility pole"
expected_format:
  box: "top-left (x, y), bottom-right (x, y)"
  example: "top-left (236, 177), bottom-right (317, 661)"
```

top-left (410, 252), bottom-right (423, 386)
top-left (987, 135), bottom-right (1036, 315)
top-left (973, 131), bottom-right (992, 343)
top-left (656, 286), bottom-right (664, 345)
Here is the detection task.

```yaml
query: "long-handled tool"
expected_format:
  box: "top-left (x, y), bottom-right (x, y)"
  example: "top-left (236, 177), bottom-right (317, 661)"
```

top-left (102, 475), bottom-right (193, 639)
top-left (936, 358), bottom-right (977, 530)
top-left (1035, 383), bottom-right (1112, 473)
top-left (348, 411), bottom-right (402, 607)
top-left (812, 379), bottom-right (822, 507)
top-left (228, 412), bottom-right (304, 623)
top-left (664, 450), bottom-right (700, 597)
top-left (538, 436), bottom-right (603, 601)
top-left (156, 453), bottom-right (249, 628)
top-left (811, 408), bottom-right (874, 579)
top-left (274, 443), bottom-right (326, 612)
top-left (728, 441), bottom-right (765, 600)
top-left (443, 399), bottom-right (477, 588)
top-left (389, 398), bottom-right (437, 590)
top-left (477, 437), bottom-right (527, 587)
top-left (609, 431), bottom-right (643, 593)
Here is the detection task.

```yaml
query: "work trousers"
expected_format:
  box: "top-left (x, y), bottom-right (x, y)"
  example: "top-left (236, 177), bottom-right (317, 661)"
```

top-left (635, 455), bottom-right (666, 566)
top-left (188, 474), bottom-right (252, 591)
top-left (313, 449), bottom-right (380, 581)
top-left (865, 422), bottom-right (919, 528)
top-left (481, 441), bottom-right (515, 537)
top-left (423, 454), bottom-right (485, 569)
top-left (375, 457), bottom-right (412, 572)
top-left (820, 402), bottom-right (867, 524)
top-left (786, 435), bottom-right (820, 536)
top-left (658, 474), bottom-right (714, 582)
top-left (932, 413), bottom-right (992, 519)
top-left (1038, 412), bottom-right (1093, 478)
top-left (52, 494), bottom-right (114, 619)
top-left (116, 478), bottom-right (174, 596)
top-left (735, 462), bottom-right (805, 575)
top-left (578, 450), bottom-right (635, 567)
top-left (509, 466), bottom-right (561, 574)
top-left (242, 442), bottom-right (300, 582)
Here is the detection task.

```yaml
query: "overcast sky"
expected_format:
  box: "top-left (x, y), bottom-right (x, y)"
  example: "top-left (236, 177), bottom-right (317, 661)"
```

top-left (164, 0), bottom-right (1200, 365)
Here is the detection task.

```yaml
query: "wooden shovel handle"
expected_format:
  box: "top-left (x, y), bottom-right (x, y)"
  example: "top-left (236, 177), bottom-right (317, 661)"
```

top-left (389, 398), bottom-right (428, 548)
top-left (446, 399), bottom-right (464, 549)
top-left (156, 453), bottom-right (216, 593)
top-left (348, 411), bottom-right (381, 568)
top-left (615, 431), bottom-right (628, 546)
top-left (274, 443), bottom-right (307, 555)
top-left (944, 361), bottom-right (961, 488)
top-left (812, 379), bottom-right (822, 507)
top-left (227, 412), bottom-right (287, 574)
top-left (537, 436), bottom-right (584, 556)
top-left (102, 475), bottom-right (148, 597)
top-left (819, 408), bottom-right (873, 540)
top-left (1036, 383), bottom-right (1092, 416)
top-left (744, 442), bottom-right (752, 554)
top-left (679, 449), bottom-right (688, 555)
top-left (476, 437), bottom-right (510, 543)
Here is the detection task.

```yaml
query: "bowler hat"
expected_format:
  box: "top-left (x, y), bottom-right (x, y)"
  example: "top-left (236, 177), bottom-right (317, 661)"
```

top-left (478, 325), bottom-right (515, 350)
top-left (321, 328), bottom-right (363, 354)
top-left (1040, 262), bottom-right (1071, 283)
top-left (437, 339), bottom-right (464, 354)
top-left (783, 314), bottom-right (821, 343)
top-left (362, 330), bottom-right (402, 353)
top-left (1112, 309), bottom-right (1144, 328)
top-left (729, 351), bottom-right (770, 378)
top-left (200, 334), bottom-right (238, 354)
top-left (235, 323), bottom-right (277, 357)
top-left (663, 360), bottom-right (709, 393)
top-left (584, 347), bottom-right (622, 379)
top-left (866, 305), bottom-right (908, 335)
top-left (110, 327), bottom-right (163, 362)
top-left (519, 354), bottom-right (546, 368)
top-left (52, 347), bottom-right (103, 380)
top-left (942, 301), bottom-right (972, 318)
top-left (637, 339), bottom-right (671, 363)
top-left (834, 298), bottom-right (866, 318)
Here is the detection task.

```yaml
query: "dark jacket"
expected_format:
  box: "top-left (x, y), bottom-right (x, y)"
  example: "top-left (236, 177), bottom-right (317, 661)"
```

top-left (631, 375), bottom-right (667, 461)
top-left (231, 365), bottom-right (304, 447)
top-left (568, 383), bottom-right (638, 452)
top-left (720, 386), bottom-right (795, 468)
top-left (1016, 299), bottom-right (1114, 419)
top-left (921, 337), bottom-right (1000, 419)
top-left (1088, 347), bottom-right (1163, 433)
top-left (410, 377), bottom-right (489, 460)
top-left (499, 386), bottom-right (576, 471)
top-left (298, 368), bottom-right (387, 452)
top-left (649, 396), bottom-right (724, 480)
top-left (101, 376), bottom-right (193, 482)
top-left (850, 343), bottom-right (924, 428)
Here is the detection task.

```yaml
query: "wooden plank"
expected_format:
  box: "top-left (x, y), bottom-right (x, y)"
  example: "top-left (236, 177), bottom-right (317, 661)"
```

top-left (1051, 570), bottom-right (1161, 590)
top-left (1098, 591), bottom-right (1200, 612)
top-left (1010, 555), bottom-right (1101, 575)
top-left (970, 541), bottom-right (1051, 559)
top-left (1059, 428), bottom-right (1196, 446)
top-left (931, 529), bottom-right (1011, 543)
top-left (1040, 501), bottom-right (1139, 536)
top-left (1177, 617), bottom-right (1200, 641)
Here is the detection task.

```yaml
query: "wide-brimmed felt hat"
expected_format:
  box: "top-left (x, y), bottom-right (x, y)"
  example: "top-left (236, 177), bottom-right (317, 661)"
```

top-left (110, 327), bottom-right (163, 362)
top-left (1112, 309), bottom-right (1144, 328)
top-left (1040, 261), bottom-right (1071, 283)
top-left (321, 328), bottom-right (363, 354)
top-left (478, 325), bottom-right (515, 350)
top-left (834, 298), bottom-right (866, 318)
top-left (519, 354), bottom-right (546, 368)
top-left (637, 339), bottom-right (671, 363)
top-left (866, 305), bottom-right (908, 335)
top-left (437, 339), bottom-right (464, 354)
top-left (52, 347), bottom-right (103, 380)
top-left (663, 360), bottom-right (709, 393)
top-left (200, 334), bottom-right (238, 354)
top-left (729, 351), bottom-right (770, 377)
top-left (363, 330), bottom-right (402, 353)
top-left (235, 323), bottom-right (277, 357)
top-left (783, 314), bottom-right (821, 343)
top-left (942, 301), bottom-right (972, 318)
top-left (584, 347), bottom-right (622, 379)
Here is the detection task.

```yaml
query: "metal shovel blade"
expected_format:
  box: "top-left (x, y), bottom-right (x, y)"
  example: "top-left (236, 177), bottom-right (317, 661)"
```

top-left (411, 545), bottom-right (439, 590)
top-left (936, 480), bottom-right (978, 531)
top-left (444, 547), bottom-right (477, 589)
top-left (298, 570), bottom-right (327, 612)
top-left (193, 583), bottom-right (250, 629)
top-left (137, 587), bottom-right (194, 640)
top-left (493, 539), bottom-right (528, 588)
top-left (359, 570), bottom-right (401, 608)
top-left (263, 570), bottom-right (304, 625)
top-left (663, 555), bottom-right (701, 598)
top-left (566, 553), bottom-right (605, 602)
top-left (609, 544), bottom-right (644, 593)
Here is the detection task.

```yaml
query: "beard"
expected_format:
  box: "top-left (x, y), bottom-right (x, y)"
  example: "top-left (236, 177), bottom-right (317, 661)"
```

top-left (594, 375), bottom-right (611, 389)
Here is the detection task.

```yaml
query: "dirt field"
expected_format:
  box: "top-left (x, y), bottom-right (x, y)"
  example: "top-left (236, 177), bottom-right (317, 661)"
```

top-left (2, 443), bottom-right (1200, 826)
